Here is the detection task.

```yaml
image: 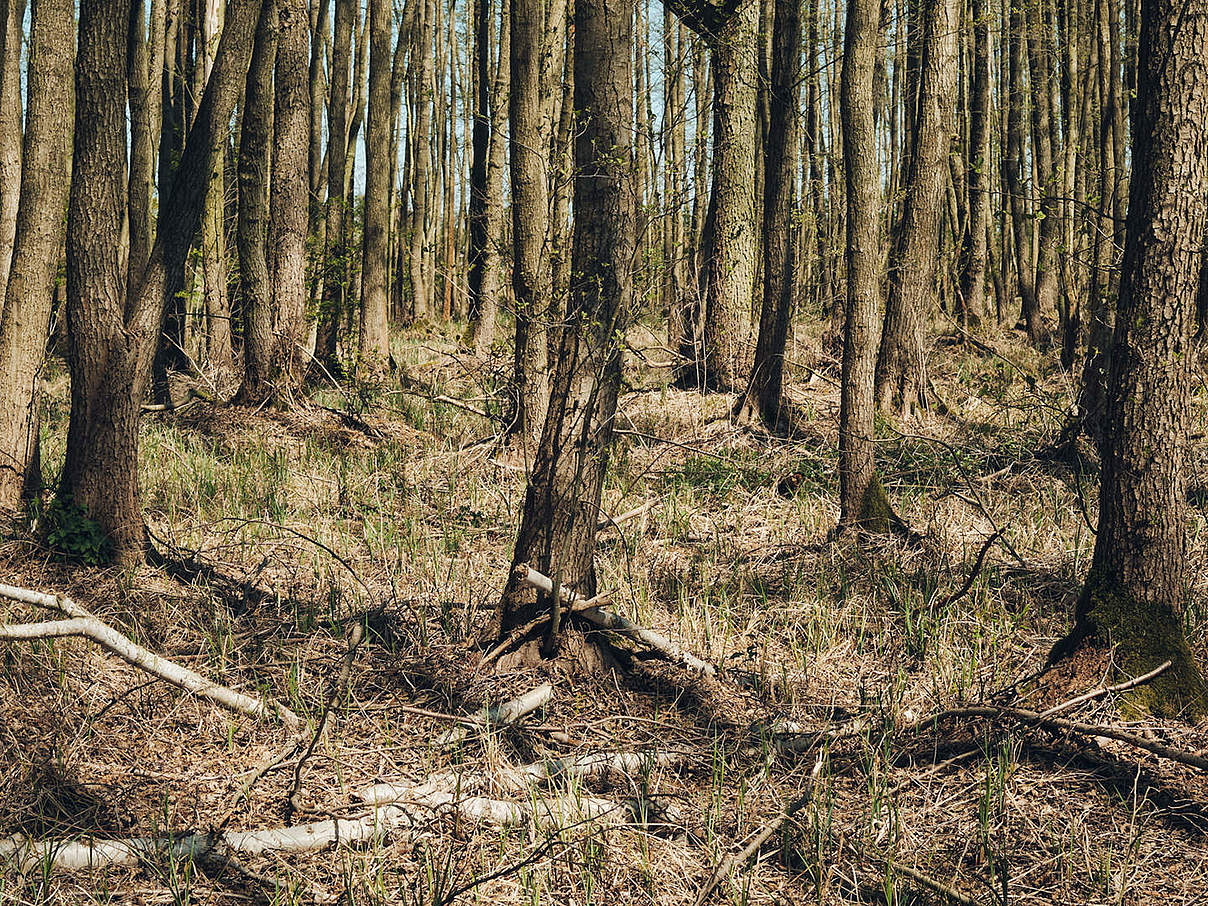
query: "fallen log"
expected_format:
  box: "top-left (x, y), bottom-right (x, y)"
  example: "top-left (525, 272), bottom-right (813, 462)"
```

top-left (0, 583), bottom-right (302, 730)
top-left (435, 682), bottom-right (554, 746)
top-left (517, 566), bottom-right (716, 676)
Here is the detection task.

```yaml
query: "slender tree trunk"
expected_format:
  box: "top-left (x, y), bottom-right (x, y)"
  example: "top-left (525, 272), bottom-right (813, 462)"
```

top-left (409, 0), bottom-right (436, 322)
top-left (839, 0), bottom-right (895, 529)
top-left (0, 0), bottom-right (74, 510)
top-left (873, 0), bottom-right (958, 417)
top-left (236, 0), bottom-right (277, 402)
top-left (359, 0), bottom-right (392, 368)
top-left (0, 0), bottom-right (22, 299)
top-left (1057, 0), bottom-right (1208, 717)
top-left (958, 0), bottom-right (990, 322)
top-left (1004, 0), bottom-right (1039, 336)
top-left (1025, 0), bottom-right (1061, 327)
top-left (496, 0), bottom-right (634, 657)
top-left (313, 0), bottom-right (353, 373)
top-left (735, 0), bottom-right (800, 428)
top-left (467, 0), bottom-right (493, 344)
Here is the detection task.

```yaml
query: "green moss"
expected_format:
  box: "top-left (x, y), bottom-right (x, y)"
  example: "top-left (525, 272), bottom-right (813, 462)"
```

top-left (1080, 571), bottom-right (1208, 719)
top-left (858, 474), bottom-right (896, 534)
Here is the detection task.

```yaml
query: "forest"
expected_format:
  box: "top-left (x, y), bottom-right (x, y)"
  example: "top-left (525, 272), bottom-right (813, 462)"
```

top-left (1, 0), bottom-right (1208, 899)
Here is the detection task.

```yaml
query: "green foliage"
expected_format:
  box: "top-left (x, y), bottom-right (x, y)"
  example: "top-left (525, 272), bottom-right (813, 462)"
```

top-left (39, 495), bottom-right (113, 566)
top-left (662, 451), bottom-right (770, 498)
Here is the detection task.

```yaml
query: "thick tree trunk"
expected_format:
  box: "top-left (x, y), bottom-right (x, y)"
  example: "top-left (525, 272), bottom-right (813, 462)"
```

top-left (873, 0), bottom-right (957, 417)
top-left (358, 0), bottom-right (392, 368)
top-left (496, 0), bottom-right (634, 655)
top-left (677, 0), bottom-right (759, 392)
top-left (63, 0), bottom-right (261, 563)
top-left (839, 0), bottom-right (894, 530)
top-left (236, 0), bottom-right (277, 403)
top-left (1057, 0), bottom-right (1208, 718)
top-left (266, 0), bottom-right (312, 394)
top-left (0, 0), bottom-right (74, 511)
top-left (734, 0), bottom-right (800, 428)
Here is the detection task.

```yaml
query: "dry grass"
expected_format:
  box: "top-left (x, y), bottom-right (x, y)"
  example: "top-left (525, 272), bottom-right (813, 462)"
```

top-left (3, 316), bottom-right (1208, 905)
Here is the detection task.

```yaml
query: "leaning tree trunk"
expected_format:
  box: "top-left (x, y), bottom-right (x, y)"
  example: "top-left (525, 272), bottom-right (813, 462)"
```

top-left (63, 0), bottom-right (261, 564)
top-left (734, 0), bottom-right (800, 428)
top-left (872, 0), bottom-right (957, 418)
top-left (838, 0), bottom-right (895, 530)
top-left (1055, 0), bottom-right (1208, 718)
top-left (495, 0), bottom-right (634, 658)
top-left (236, 0), bottom-right (276, 403)
top-left (358, 0), bottom-right (392, 369)
top-left (0, 0), bottom-right (74, 511)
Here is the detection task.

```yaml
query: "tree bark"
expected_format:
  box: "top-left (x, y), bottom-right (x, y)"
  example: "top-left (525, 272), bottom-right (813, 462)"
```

top-left (1004, 0), bottom-right (1039, 337)
top-left (467, 0), bottom-right (494, 347)
top-left (958, 0), bottom-right (990, 323)
top-left (0, 0), bottom-right (22, 299)
top-left (734, 0), bottom-right (800, 428)
top-left (839, 0), bottom-right (894, 529)
top-left (675, 0), bottom-right (759, 392)
top-left (358, 0), bottom-right (392, 368)
top-left (873, 0), bottom-right (957, 417)
top-left (312, 0), bottom-right (354, 373)
top-left (496, 0), bottom-right (634, 655)
top-left (236, 0), bottom-right (277, 402)
top-left (63, 0), bottom-right (262, 562)
top-left (409, 0), bottom-right (436, 322)
top-left (0, 0), bottom-right (74, 511)
top-left (1057, 0), bottom-right (1208, 718)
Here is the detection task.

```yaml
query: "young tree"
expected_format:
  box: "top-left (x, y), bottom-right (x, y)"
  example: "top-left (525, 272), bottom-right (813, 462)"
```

top-left (0, 0), bottom-right (21, 297)
top-left (1053, 0), bottom-right (1208, 717)
top-left (63, 0), bottom-right (261, 562)
top-left (358, 0), bottom-right (392, 369)
top-left (0, 0), bottom-right (74, 511)
top-left (958, 0), bottom-right (990, 323)
top-left (495, 0), bottom-right (634, 655)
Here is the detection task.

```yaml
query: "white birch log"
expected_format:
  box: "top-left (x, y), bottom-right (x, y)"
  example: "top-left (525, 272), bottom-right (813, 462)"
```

top-left (435, 682), bottom-right (554, 746)
top-left (0, 583), bottom-right (302, 730)
top-left (517, 566), bottom-right (716, 675)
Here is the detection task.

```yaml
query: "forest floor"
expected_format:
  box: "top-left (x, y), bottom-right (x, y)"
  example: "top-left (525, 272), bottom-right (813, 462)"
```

top-left (4, 316), bottom-right (1208, 905)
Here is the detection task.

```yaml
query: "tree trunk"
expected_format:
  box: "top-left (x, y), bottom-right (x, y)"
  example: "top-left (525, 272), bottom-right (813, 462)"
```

top-left (496, 0), bottom-right (634, 657)
top-left (873, 0), bottom-right (957, 417)
top-left (839, 0), bottom-right (894, 529)
top-left (0, 0), bottom-right (74, 511)
top-left (0, 0), bottom-right (22, 299)
top-left (236, 0), bottom-right (277, 403)
top-left (1024, 0), bottom-right (1061, 329)
top-left (408, 0), bottom-right (436, 323)
top-left (312, 0), bottom-right (353, 374)
top-left (63, 0), bottom-right (261, 563)
top-left (1004, 0), bottom-right (1039, 337)
top-left (676, 0), bottom-right (759, 392)
top-left (358, 0), bottom-right (392, 368)
top-left (1056, 0), bottom-right (1208, 718)
top-left (958, 0), bottom-right (989, 323)
top-left (734, 0), bottom-right (800, 428)
top-left (467, 0), bottom-right (493, 346)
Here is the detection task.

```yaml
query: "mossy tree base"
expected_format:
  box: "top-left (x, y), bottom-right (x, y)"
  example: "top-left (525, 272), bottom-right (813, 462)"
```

top-left (1052, 571), bottom-right (1208, 720)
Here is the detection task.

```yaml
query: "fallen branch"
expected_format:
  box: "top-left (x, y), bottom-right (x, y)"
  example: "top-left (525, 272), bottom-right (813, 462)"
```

top-left (0, 583), bottom-right (301, 730)
top-left (1039, 660), bottom-right (1173, 717)
top-left (479, 592), bottom-right (611, 668)
top-left (0, 792), bottom-right (644, 874)
top-left (596, 500), bottom-right (657, 533)
top-left (435, 682), bottom-right (554, 746)
top-left (936, 530), bottom-right (1002, 609)
top-left (287, 623), bottom-right (365, 819)
top-left (356, 750), bottom-right (687, 806)
top-left (694, 755), bottom-right (824, 905)
top-left (517, 566), bottom-right (716, 676)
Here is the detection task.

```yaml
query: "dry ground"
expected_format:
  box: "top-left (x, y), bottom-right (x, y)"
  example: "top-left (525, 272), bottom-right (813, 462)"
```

top-left (4, 316), bottom-right (1208, 905)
